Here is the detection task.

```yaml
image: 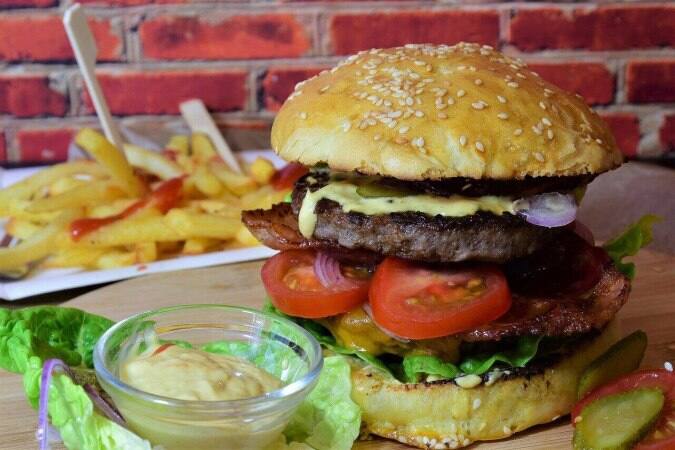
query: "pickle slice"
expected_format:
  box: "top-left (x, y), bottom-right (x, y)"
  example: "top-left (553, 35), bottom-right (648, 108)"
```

top-left (578, 330), bottom-right (647, 399)
top-left (573, 387), bottom-right (664, 450)
top-left (356, 183), bottom-right (414, 198)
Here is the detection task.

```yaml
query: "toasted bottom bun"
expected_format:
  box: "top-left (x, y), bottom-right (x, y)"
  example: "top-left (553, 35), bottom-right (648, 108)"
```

top-left (351, 321), bottom-right (620, 449)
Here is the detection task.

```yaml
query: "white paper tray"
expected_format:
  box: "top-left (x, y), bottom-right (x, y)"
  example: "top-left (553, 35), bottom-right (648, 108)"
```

top-left (0, 150), bottom-right (282, 300)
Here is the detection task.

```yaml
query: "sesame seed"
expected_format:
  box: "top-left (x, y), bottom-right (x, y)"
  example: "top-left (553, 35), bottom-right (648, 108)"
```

top-left (414, 60), bottom-right (425, 66)
top-left (665, 361), bottom-right (673, 372)
top-left (507, 81), bottom-right (520, 88)
top-left (389, 110), bottom-right (403, 118)
top-left (437, 112), bottom-right (448, 119)
top-left (319, 85), bottom-right (330, 93)
top-left (435, 102), bottom-right (447, 110)
top-left (341, 122), bottom-right (351, 132)
top-left (395, 136), bottom-right (408, 145)
top-left (471, 102), bottom-right (486, 110)
top-left (366, 118), bottom-right (376, 126)
top-left (459, 135), bottom-right (467, 146)
top-left (503, 426), bottom-right (511, 435)
top-left (457, 89), bottom-right (466, 97)
top-left (415, 110), bottom-right (425, 118)
top-left (299, 112), bottom-right (308, 119)
top-left (532, 125), bottom-right (542, 135)
top-left (473, 399), bottom-right (481, 410)
top-left (539, 101), bottom-right (547, 110)
top-left (497, 112), bottom-right (509, 120)
top-left (399, 126), bottom-right (410, 134)
top-left (514, 128), bottom-right (523, 136)
top-left (516, 72), bottom-right (527, 79)
top-left (497, 95), bottom-right (507, 103)
top-left (534, 152), bottom-right (545, 162)
top-left (542, 117), bottom-right (552, 126)
top-left (474, 79), bottom-right (483, 86)
top-left (388, 120), bottom-right (397, 128)
top-left (544, 88), bottom-right (554, 97)
top-left (547, 129), bottom-right (554, 140)
top-left (447, 97), bottom-right (455, 105)
top-left (405, 97), bottom-right (414, 106)
top-left (412, 137), bottom-right (425, 148)
top-left (596, 138), bottom-right (603, 144)
top-left (475, 141), bottom-right (485, 152)
top-left (373, 134), bottom-right (382, 141)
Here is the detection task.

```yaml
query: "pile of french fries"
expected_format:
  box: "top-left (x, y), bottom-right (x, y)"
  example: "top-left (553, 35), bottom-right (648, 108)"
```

top-left (0, 128), bottom-right (287, 274)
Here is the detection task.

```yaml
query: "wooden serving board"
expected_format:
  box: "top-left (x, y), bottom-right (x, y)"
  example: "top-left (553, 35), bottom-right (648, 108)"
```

top-left (1, 250), bottom-right (674, 450)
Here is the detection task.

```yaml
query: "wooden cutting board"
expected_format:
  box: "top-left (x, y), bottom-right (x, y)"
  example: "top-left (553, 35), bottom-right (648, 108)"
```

top-left (1, 249), bottom-right (673, 450)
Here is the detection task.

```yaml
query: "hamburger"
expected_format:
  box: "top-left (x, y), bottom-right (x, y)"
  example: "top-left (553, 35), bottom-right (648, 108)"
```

top-left (242, 43), bottom-right (630, 448)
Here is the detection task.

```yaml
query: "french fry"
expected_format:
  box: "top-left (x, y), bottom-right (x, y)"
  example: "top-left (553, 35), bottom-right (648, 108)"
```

top-left (192, 166), bottom-right (223, 197)
top-left (75, 128), bottom-right (146, 197)
top-left (156, 241), bottom-right (182, 254)
top-left (133, 242), bottom-right (157, 263)
top-left (5, 218), bottom-right (43, 240)
top-left (28, 180), bottom-right (126, 213)
top-left (191, 200), bottom-right (241, 218)
top-left (0, 161), bottom-right (106, 215)
top-left (191, 133), bottom-right (218, 162)
top-left (0, 209), bottom-right (78, 271)
top-left (96, 250), bottom-right (136, 269)
top-left (43, 247), bottom-right (106, 269)
top-left (80, 215), bottom-right (180, 247)
top-left (175, 153), bottom-right (197, 174)
top-left (239, 185), bottom-right (287, 210)
top-left (48, 177), bottom-right (89, 197)
top-left (123, 143), bottom-right (184, 180)
top-left (182, 238), bottom-right (219, 255)
top-left (166, 135), bottom-right (190, 154)
top-left (235, 224), bottom-right (260, 247)
top-left (87, 199), bottom-right (137, 218)
top-left (166, 209), bottom-right (239, 240)
top-left (249, 157), bottom-right (276, 185)
top-left (5, 200), bottom-right (60, 223)
top-left (209, 161), bottom-right (257, 196)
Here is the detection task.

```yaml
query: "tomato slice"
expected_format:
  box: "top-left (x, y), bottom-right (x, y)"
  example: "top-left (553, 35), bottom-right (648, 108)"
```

top-left (271, 163), bottom-right (308, 191)
top-left (261, 250), bottom-right (370, 318)
top-left (369, 258), bottom-right (512, 340)
top-left (572, 369), bottom-right (675, 450)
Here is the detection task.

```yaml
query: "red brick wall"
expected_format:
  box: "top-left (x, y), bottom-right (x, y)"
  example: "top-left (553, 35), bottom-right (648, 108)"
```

top-left (0, 1), bottom-right (673, 164)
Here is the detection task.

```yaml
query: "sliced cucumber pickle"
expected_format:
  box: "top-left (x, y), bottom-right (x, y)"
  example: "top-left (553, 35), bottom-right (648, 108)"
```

top-left (578, 330), bottom-right (647, 399)
top-left (356, 183), bottom-right (414, 198)
top-left (573, 387), bottom-right (664, 450)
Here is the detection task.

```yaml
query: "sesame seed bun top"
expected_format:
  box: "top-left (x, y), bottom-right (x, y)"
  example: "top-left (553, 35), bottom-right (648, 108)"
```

top-left (271, 43), bottom-right (623, 180)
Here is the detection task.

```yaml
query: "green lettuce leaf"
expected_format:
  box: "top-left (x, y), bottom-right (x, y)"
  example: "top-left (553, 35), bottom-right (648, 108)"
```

top-left (0, 306), bottom-right (113, 374)
top-left (402, 336), bottom-right (542, 383)
top-left (459, 335), bottom-right (542, 374)
top-left (402, 355), bottom-right (459, 383)
top-left (27, 363), bottom-right (152, 450)
top-left (603, 214), bottom-right (662, 279)
top-left (284, 356), bottom-right (361, 450)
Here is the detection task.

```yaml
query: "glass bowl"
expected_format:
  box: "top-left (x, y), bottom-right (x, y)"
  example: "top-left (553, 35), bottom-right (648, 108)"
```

top-left (93, 304), bottom-right (323, 450)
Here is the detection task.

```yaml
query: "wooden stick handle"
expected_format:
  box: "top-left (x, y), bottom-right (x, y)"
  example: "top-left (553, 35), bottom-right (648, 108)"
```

top-left (63, 4), bottom-right (124, 151)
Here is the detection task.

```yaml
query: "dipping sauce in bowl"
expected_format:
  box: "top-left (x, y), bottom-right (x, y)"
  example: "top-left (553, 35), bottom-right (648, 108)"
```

top-left (120, 342), bottom-right (281, 401)
top-left (93, 304), bottom-right (322, 450)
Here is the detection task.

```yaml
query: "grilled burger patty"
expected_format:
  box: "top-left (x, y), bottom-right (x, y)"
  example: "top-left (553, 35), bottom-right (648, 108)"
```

top-left (283, 172), bottom-right (577, 263)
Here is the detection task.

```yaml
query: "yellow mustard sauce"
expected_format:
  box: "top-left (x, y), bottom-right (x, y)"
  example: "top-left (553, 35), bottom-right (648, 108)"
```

top-left (120, 344), bottom-right (281, 402)
top-left (298, 181), bottom-right (516, 238)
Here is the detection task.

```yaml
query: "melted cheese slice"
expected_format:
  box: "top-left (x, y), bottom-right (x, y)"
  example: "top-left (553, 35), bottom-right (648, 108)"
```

top-left (298, 181), bottom-right (516, 238)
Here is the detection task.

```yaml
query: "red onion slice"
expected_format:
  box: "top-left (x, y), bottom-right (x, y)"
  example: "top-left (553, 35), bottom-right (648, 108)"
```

top-left (515, 192), bottom-right (577, 228)
top-left (38, 359), bottom-right (75, 450)
top-left (314, 251), bottom-right (354, 288)
top-left (38, 359), bottom-right (126, 450)
top-left (83, 383), bottom-right (126, 427)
